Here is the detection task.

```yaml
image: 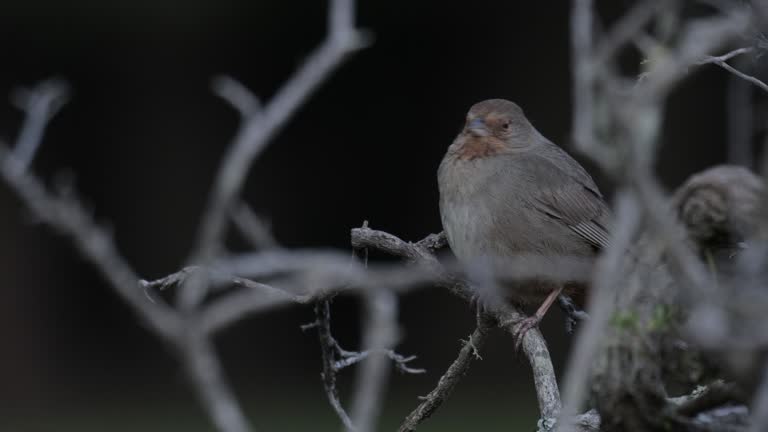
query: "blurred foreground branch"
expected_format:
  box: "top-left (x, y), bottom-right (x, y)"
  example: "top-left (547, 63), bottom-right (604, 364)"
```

top-left (0, 0), bottom-right (371, 431)
top-left (562, 0), bottom-right (767, 431)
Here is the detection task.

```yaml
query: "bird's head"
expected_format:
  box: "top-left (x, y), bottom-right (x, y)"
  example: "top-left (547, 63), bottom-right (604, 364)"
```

top-left (464, 99), bottom-right (531, 141)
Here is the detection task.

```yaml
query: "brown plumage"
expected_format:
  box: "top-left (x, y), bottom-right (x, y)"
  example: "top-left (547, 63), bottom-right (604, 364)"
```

top-left (438, 99), bottom-right (611, 341)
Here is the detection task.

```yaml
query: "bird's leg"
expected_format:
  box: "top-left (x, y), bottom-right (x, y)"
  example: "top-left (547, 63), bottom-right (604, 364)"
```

top-left (512, 285), bottom-right (563, 350)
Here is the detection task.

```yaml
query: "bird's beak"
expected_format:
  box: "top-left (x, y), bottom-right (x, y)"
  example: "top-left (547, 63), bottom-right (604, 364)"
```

top-left (467, 118), bottom-right (489, 137)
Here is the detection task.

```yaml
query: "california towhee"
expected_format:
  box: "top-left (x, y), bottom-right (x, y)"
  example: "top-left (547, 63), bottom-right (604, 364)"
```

top-left (438, 99), bottom-right (611, 341)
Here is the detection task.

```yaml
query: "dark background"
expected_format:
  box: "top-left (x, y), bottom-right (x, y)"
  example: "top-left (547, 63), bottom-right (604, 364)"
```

top-left (0, 1), bottom-right (758, 431)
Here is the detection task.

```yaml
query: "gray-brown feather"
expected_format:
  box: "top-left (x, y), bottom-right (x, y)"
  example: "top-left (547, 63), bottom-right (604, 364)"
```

top-left (438, 131), bottom-right (610, 302)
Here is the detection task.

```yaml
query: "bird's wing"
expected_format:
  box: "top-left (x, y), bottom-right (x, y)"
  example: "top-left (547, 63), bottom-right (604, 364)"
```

top-left (533, 180), bottom-right (611, 249)
top-left (492, 150), bottom-right (612, 250)
top-left (529, 152), bottom-right (611, 249)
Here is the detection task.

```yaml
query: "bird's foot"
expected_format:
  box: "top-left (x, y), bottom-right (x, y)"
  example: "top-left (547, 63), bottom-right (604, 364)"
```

top-left (557, 294), bottom-right (589, 334)
top-left (512, 315), bottom-right (542, 350)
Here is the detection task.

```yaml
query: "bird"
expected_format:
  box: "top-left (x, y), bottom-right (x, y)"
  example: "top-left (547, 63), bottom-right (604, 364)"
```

top-left (437, 99), bottom-right (611, 343)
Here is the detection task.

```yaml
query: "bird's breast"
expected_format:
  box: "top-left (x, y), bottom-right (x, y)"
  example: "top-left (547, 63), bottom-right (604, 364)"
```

top-left (438, 154), bottom-right (590, 261)
top-left (438, 156), bottom-right (511, 262)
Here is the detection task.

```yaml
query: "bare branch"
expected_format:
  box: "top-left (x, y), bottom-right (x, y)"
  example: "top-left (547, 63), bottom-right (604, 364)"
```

top-left (1, 77), bottom-right (260, 431)
top-left (176, 0), bottom-right (369, 312)
top-left (698, 48), bottom-right (768, 93)
top-left (230, 202), bottom-right (279, 250)
top-left (570, 0), bottom-right (596, 154)
top-left (415, 231), bottom-right (448, 253)
top-left (333, 349), bottom-right (424, 375)
top-left (592, 0), bottom-right (663, 69)
top-left (306, 293), bottom-right (424, 431)
top-left (0, 3), bottom-right (372, 431)
top-left (640, 8), bottom-right (752, 100)
top-left (558, 193), bottom-right (642, 430)
top-left (669, 381), bottom-right (744, 417)
top-left (192, 0), bottom-right (369, 264)
top-left (212, 75), bottom-right (262, 119)
top-left (182, 332), bottom-right (252, 432)
top-left (10, 78), bottom-right (69, 173)
top-left (565, 0), bottom-right (759, 430)
top-left (198, 281), bottom-right (312, 334)
top-left (701, 46), bottom-right (754, 63)
top-left (314, 298), bottom-right (356, 431)
top-left (749, 361), bottom-right (768, 432)
top-left (351, 227), bottom-right (470, 302)
top-left (349, 288), bottom-right (398, 432)
top-left (507, 321), bottom-right (561, 421)
top-left (0, 143), bottom-right (181, 340)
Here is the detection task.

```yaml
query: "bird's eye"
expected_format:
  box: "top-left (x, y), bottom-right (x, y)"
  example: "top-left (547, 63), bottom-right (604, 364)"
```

top-left (502, 122), bottom-right (511, 130)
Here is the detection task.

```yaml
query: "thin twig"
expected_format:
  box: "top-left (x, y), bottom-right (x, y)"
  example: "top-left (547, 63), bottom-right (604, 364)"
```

top-left (308, 291), bottom-right (424, 431)
top-left (315, 298), bottom-right (356, 431)
top-left (701, 46), bottom-right (753, 64)
top-left (398, 318), bottom-right (492, 432)
top-left (333, 350), bottom-right (424, 374)
top-left (700, 52), bottom-right (768, 93)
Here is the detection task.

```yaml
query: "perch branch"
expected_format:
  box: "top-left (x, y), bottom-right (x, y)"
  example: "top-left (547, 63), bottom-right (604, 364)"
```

top-left (351, 226), bottom-right (562, 426)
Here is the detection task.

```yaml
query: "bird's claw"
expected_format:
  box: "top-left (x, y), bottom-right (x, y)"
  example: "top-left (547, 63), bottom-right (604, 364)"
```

top-left (512, 315), bottom-right (541, 351)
